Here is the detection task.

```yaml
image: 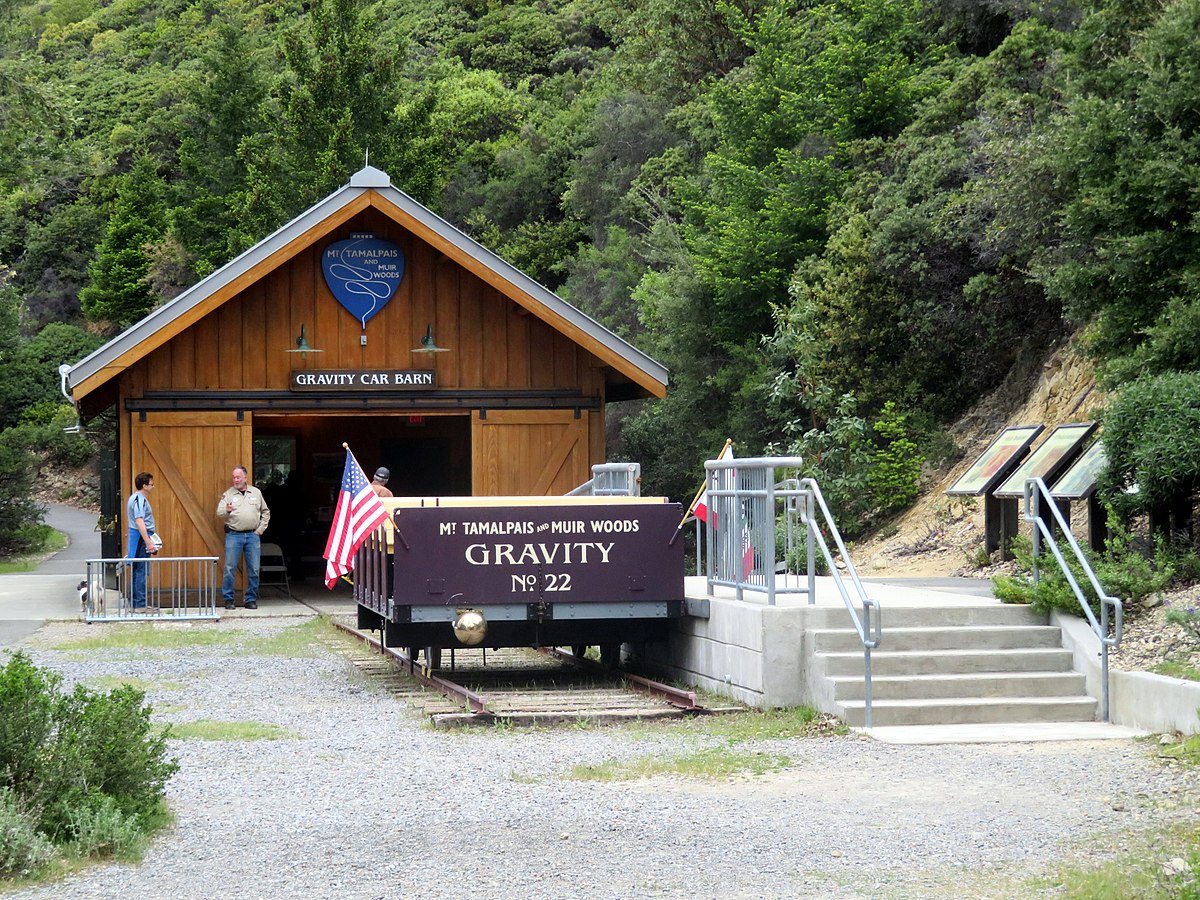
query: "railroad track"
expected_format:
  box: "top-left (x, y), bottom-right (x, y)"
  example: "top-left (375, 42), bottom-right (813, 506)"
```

top-left (326, 619), bottom-right (732, 727)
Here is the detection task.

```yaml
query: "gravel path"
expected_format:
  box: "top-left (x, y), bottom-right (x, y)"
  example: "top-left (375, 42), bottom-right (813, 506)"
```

top-left (7, 617), bottom-right (1198, 900)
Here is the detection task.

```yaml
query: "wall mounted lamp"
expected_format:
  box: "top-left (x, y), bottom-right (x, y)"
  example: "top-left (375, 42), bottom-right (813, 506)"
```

top-left (287, 324), bottom-right (323, 356)
top-left (412, 324), bottom-right (449, 354)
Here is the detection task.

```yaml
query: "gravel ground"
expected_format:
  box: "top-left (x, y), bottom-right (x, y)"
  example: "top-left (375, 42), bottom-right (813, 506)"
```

top-left (6, 617), bottom-right (1199, 900)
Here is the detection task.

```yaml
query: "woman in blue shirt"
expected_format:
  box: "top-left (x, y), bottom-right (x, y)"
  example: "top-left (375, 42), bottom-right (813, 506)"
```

top-left (127, 472), bottom-right (160, 609)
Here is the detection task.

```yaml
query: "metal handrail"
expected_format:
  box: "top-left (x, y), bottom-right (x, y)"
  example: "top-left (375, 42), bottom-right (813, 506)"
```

top-left (1023, 477), bottom-right (1123, 721)
top-left (799, 477), bottom-right (882, 728)
top-left (566, 462), bottom-right (641, 497)
top-left (700, 456), bottom-right (881, 727)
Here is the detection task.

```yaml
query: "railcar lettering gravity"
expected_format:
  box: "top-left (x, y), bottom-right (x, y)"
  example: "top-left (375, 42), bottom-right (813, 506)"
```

top-left (464, 541), bottom-right (614, 565)
top-left (354, 498), bottom-right (686, 658)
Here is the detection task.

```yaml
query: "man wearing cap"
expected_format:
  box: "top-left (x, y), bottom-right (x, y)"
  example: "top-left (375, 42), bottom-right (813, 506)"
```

top-left (370, 467), bottom-right (393, 498)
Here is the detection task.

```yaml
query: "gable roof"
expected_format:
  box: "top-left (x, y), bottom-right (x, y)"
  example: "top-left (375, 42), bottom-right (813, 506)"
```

top-left (66, 165), bottom-right (667, 402)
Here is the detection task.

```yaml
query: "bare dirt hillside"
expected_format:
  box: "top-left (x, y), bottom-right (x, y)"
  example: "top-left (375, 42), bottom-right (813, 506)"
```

top-left (852, 336), bottom-right (1105, 579)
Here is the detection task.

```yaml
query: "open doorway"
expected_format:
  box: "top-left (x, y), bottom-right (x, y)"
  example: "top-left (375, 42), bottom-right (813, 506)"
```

top-left (253, 412), bottom-right (472, 578)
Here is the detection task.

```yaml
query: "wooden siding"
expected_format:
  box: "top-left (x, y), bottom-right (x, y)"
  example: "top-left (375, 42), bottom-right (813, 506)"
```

top-left (130, 209), bottom-right (605, 396)
top-left (128, 412), bottom-right (253, 560)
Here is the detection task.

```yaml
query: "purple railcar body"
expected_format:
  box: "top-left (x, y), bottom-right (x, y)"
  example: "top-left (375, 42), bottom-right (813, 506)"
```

top-left (391, 503), bottom-right (684, 609)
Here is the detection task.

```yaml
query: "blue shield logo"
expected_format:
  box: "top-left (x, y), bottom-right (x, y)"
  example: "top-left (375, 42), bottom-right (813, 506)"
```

top-left (321, 233), bottom-right (405, 328)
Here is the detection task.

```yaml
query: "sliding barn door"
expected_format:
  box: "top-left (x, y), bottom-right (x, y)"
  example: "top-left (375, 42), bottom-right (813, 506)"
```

top-left (471, 410), bottom-right (591, 496)
top-left (129, 412), bottom-right (253, 560)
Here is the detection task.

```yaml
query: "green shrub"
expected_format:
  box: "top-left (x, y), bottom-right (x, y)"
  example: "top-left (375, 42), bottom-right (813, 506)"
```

top-left (7, 403), bottom-right (95, 469)
top-left (0, 652), bottom-right (178, 875)
top-left (67, 793), bottom-right (149, 859)
top-left (1101, 373), bottom-right (1200, 522)
top-left (992, 517), bottom-right (1174, 617)
top-left (868, 401), bottom-right (924, 514)
top-left (0, 435), bottom-right (39, 554)
top-left (0, 788), bottom-right (54, 879)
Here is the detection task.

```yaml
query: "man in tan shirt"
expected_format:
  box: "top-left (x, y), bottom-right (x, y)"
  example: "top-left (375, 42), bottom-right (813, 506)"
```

top-left (216, 465), bottom-right (271, 610)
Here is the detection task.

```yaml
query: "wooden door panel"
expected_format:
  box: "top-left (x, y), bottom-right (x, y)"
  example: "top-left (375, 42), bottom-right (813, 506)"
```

top-left (471, 410), bottom-right (591, 496)
top-left (130, 412), bottom-right (253, 560)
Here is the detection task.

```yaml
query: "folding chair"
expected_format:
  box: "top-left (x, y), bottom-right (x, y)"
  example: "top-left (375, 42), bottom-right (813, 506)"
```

top-left (259, 542), bottom-right (293, 599)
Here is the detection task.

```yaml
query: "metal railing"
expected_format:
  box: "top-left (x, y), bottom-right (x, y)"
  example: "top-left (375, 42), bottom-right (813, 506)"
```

top-left (567, 462), bottom-right (641, 497)
top-left (83, 556), bottom-right (220, 622)
top-left (701, 457), bottom-right (881, 727)
top-left (1023, 477), bottom-right (1123, 721)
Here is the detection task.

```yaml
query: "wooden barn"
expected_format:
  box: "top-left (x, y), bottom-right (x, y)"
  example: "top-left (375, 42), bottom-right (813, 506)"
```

top-left (65, 166), bottom-right (667, 569)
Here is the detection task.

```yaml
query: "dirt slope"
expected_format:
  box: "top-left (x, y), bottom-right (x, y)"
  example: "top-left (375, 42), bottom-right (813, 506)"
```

top-left (851, 337), bottom-right (1105, 578)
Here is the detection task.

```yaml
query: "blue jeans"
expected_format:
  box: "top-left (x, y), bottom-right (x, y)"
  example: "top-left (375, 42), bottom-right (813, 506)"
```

top-left (127, 528), bottom-right (149, 608)
top-left (222, 531), bottom-right (261, 604)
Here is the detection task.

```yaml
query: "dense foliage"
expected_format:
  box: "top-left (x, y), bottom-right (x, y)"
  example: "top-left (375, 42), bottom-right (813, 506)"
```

top-left (0, 0), bottom-right (1197, 536)
top-left (0, 651), bottom-right (177, 878)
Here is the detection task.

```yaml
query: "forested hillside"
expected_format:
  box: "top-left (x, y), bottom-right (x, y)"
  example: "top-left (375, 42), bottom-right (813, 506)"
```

top-left (0, 0), bottom-right (1197, 545)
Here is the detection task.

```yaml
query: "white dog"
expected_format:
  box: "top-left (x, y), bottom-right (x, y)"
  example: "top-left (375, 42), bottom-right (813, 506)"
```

top-left (78, 571), bottom-right (112, 613)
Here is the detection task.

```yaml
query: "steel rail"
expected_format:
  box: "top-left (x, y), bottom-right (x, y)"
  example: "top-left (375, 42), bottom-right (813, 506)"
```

top-left (1023, 477), bottom-right (1123, 721)
top-left (331, 620), bottom-right (496, 717)
top-left (542, 648), bottom-right (703, 711)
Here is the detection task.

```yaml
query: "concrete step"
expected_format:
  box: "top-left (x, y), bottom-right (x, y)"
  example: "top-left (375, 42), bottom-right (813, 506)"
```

top-left (811, 625), bottom-right (1064, 653)
top-left (873, 605), bottom-right (1048, 628)
top-left (838, 696), bottom-right (1098, 728)
top-left (818, 647), bottom-right (1076, 677)
top-left (829, 671), bottom-right (1087, 701)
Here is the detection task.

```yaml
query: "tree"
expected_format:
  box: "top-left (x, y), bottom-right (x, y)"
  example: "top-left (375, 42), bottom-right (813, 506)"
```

top-left (78, 154), bottom-right (166, 330)
top-left (238, 0), bottom-right (412, 236)
top-left (169, 12), bottom-right (269, 278)
top-left (1037, 0), bottom-right (1200, 375)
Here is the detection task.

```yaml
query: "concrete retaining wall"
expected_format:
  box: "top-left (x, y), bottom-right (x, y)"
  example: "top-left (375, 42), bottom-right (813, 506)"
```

top-left (1053, 611), bottom-right (1200, 735)
top-left (654, 593), bottom-right (848, 709)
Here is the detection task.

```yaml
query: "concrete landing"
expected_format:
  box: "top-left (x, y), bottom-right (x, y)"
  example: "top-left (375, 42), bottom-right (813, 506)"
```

top-left (861, 721), bottom-right (1150, 745)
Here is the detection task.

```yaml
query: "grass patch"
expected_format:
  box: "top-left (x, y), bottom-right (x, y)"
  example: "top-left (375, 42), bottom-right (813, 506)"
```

top-left (570, 747), bottom-right (790, 781)
top-left (168, 719), bottom-right (300, 741)
top-left (241, 618), bottom-right (328, 658)
top-left (562, 706), bottom-right (838, 782)
top-left (1151, 661), bottom-right (1200, 682)
top-left (50, 623), bottom-right (241, 652)
top-left (0, 528), bottom-right (68, 572)
top-left (1160, 733), bottom-right (1200, 767)
top-left (1027, 824), bottom-right (1200, 899)
top-left (691, 706), bottom-right (847, 741)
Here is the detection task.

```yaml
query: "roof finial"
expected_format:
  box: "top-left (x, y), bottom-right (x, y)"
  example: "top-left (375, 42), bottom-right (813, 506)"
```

top-left (364, 148), bottom-right (369, 167)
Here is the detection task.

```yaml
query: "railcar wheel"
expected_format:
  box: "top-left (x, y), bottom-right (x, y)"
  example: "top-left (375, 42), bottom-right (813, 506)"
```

top-left (571, 644), bottom-right (587, 659)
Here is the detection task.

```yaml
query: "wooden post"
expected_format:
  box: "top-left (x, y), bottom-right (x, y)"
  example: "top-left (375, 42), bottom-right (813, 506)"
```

top-left (1087, 494), bottom-right (1108, 553)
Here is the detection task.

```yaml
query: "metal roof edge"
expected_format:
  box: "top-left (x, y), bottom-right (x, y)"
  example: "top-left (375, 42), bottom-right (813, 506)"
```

top-left (67, 167), bottom-right (668, 394)
top-left (67, 183), bottom-right (366, 390)
top-left (373, 183), bottom-right (668, 388)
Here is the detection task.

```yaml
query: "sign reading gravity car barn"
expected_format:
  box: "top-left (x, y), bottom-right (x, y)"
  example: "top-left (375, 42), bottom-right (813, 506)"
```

top-left (289, 369), bottom-right (436, 391)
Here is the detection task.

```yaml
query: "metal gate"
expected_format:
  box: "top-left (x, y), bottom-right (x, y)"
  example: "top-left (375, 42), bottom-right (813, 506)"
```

top-left (83, 556), bottom-right (220, 622)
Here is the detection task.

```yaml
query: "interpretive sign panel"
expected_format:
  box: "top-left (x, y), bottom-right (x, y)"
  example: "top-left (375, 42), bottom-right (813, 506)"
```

top-left (1050, 440), bottom-right (1106, 500)
top-left (390, 503), bottom-right (684, 608)
top-left (993, 422), bottom-right (1098, 498)
top-left (946, 425), bottom-right (1044, 496)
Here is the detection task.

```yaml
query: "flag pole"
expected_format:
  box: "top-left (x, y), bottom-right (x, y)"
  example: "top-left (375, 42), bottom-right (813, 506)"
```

top-left (678, 438), bottom-right (732, 528)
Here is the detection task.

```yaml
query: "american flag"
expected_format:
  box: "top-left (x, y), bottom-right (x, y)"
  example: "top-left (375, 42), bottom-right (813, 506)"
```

top-left (323, 449), bottom-right (389, 588)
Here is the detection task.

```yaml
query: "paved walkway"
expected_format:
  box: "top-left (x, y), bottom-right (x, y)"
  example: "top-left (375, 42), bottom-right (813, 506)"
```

top-left (0, 504), bottom-right (101, 647)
